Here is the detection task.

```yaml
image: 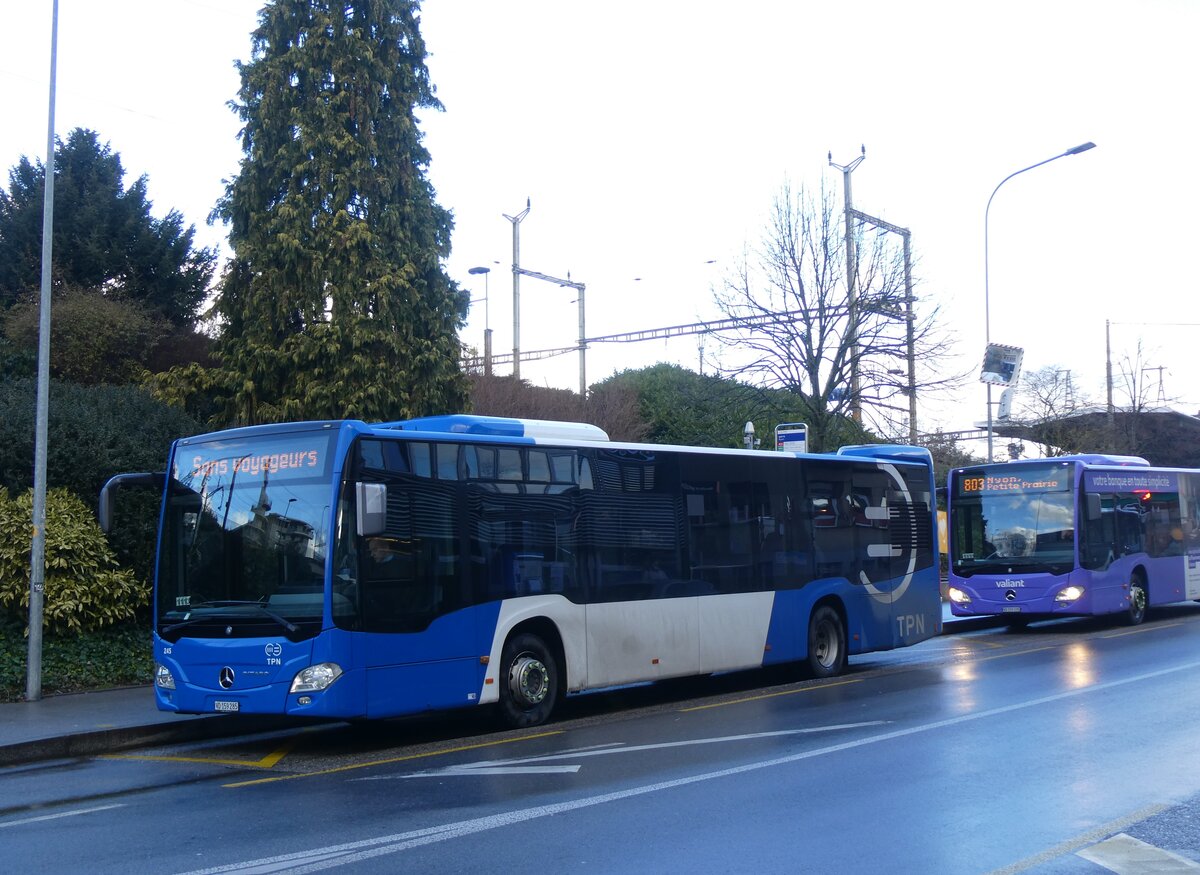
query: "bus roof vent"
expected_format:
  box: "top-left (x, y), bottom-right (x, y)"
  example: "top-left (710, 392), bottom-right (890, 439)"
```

top-left (381, 414), bottom-right (610, 443)
top-left (1057, 454), bottom-right (1150, 467)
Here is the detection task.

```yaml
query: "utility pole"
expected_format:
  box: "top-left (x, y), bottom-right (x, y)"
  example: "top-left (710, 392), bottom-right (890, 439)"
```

top-left (848, 207), bottom-right (916, 443)
top-left (513, 266), bottom-right (586, 396)
top-left (830, 146), bottom-right (866, 422)
top-left (1106, 319), bottom-right (1115, 449)
top-left (503, 199), bottom-right (530, 380)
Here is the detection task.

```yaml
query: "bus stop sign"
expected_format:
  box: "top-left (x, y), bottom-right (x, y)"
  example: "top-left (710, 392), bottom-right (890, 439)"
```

top-left (775, 422), bottom-right (808, 453)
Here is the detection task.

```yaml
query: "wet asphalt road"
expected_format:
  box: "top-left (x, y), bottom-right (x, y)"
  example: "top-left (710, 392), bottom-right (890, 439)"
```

top-left (6, 606), bottom-right (1200, 874)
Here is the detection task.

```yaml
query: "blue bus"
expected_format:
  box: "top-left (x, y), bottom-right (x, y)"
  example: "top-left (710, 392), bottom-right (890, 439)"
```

top-left (101, 415), bottom-right (941, 727)
top-left (947, 455), bottom-right (1200, 626)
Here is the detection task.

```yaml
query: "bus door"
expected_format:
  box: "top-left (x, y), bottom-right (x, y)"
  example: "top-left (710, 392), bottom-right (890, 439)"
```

top-left (850, 465), bottom-right (902, 646)
top-left (352, 438), bottom-right (483, 718)
top-left (1079, 490), bottom-right (1147, 614)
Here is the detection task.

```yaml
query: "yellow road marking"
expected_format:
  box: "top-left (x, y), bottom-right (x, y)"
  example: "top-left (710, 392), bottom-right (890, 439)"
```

top-left (1101, 620), bottom-right (1186, 639)
top-left (973, 639), bottom-right (1008, 649)
top-left (679, 678), bottom-right (863, 712)
top-left (990, 803), bottom-right (1168, 874)
top-left (969, 645), bottom-right (1056, 663)
top-left (104, 740), bottom-right (294, 769)
top-left (223, 729), bottom-right (563, 788)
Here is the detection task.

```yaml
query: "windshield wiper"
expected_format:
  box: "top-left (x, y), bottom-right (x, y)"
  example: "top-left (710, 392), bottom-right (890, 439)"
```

top-left (163, 600), bottom-right (299, 636)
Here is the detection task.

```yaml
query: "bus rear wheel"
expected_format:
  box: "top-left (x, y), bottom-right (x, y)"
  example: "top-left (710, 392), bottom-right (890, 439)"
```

top-left (1125, 573), bottom-right (1148, 626)
top-left (498, 633), bottom-right (560, 728)
top-left (807, 605), bottom-right (847, 679)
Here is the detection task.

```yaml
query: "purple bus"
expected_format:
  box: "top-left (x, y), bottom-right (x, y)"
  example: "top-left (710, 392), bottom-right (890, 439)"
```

top-left (947, 455), bottom-right (1200, 626)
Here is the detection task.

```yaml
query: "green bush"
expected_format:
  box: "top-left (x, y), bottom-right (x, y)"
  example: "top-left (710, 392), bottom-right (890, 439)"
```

top-left (0, 378), bottom-right (202, 582)
top-left (0, 615), bottom-right (153, 702)
top-left (3, 287), bottom-right (169, 385)
top-left (0, 487), bottom-right (149, 634)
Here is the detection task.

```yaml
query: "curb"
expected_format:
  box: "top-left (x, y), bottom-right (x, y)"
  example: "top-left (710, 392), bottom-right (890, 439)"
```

top-left (942, 615), bottom-right (1009, 635)
top-left (0, 714), bottom-right (302, 769)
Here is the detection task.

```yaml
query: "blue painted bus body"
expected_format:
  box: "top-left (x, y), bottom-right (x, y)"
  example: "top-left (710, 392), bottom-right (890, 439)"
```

top-left (145, 417), bottom-right (941, 722)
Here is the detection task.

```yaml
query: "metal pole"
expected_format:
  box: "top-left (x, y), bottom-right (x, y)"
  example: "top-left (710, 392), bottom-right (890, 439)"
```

top-left (984, 142), bottom-right (1095, 462)
top-left (468, 266), bottom-right (492, 377)
top-left (483, 269), bottom-right (491, 377)
top-left (576, 280), bottom-right (586, 397)
top-left (503, 200), bottom-right (530, 380)
top-left (1106, 319), bottom-right (1115, 448)
top-left (830, 147), bottom-right (866, 423)
top-left (903, 232), bottom-right (916, 444)
top-left (27, 0), bottom-right (60, 702)
top-left (848, 207), bottom-right (915, 443)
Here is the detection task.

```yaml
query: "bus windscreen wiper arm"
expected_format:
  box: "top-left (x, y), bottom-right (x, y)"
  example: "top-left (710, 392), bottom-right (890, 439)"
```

top-left (163, 601), bottom-right (298, 635)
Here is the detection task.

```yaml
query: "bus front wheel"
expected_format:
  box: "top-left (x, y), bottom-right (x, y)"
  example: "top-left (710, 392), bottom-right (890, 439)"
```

top-left (807, 605), bottom-right (847, 679)
top-left (1125, 574), bottom-right (1148, 626)
top-left (498, 633), bottom-right (560, 728)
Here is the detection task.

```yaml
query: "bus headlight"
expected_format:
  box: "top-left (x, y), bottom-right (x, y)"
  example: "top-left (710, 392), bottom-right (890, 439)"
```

top-left (290, 662), bottom-right (343, 694)
top-left (155, 663), bottom-right (176, 690)
top-left (947, 587), bottom-right (971, 605)
top-left (1056, 585), bottom-right (1085, 604)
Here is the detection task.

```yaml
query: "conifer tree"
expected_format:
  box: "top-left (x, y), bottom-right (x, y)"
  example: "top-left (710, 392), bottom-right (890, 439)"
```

top-left (202, 0), bottom-right (467, 424)
top-left (0, 128), bottom-right (214, 327)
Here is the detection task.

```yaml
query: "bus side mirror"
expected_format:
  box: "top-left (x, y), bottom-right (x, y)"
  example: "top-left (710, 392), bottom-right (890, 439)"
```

top-left (98, 472), bottom-right (164, 533)
top-left (1085, 492), bottom-right (1102, 522)
top-left (356, 482), bottom-right (388, 536)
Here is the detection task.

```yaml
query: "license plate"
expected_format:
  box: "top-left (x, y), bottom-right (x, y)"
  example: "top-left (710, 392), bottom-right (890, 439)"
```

top-left (1001, 606), bottom-right (1023, 613)
top-left (214, 700), bottom-right (240, 712)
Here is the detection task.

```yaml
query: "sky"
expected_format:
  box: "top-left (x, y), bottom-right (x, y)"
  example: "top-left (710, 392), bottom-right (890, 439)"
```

top-left (3, 0), bottom-right (1199, 453)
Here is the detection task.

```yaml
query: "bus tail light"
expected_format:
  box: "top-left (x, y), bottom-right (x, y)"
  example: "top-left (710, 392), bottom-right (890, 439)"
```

top-left (290, 663), bottom-right (343, 693)
top-left (947, 587), bottom-right (971, 605)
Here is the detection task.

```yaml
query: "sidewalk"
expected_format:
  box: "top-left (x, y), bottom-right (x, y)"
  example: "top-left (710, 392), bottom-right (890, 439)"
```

top-left (0, 685), bottom-right (294, 768)
top-left (1, 606), bottom-right (999, 769)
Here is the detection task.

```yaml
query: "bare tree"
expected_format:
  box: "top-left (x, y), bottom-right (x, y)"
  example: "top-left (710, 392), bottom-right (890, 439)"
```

top-left (1114, 341), bottom-right (1176, 455)
top-left (709, 181), bottom-right (961, 450)
top-left (1013, 366), bottom-right (1103, 456)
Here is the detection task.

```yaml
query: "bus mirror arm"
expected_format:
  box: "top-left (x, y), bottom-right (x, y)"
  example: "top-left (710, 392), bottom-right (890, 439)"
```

top-left (1085, 492), bottom-right (1103, 523)
top-left (99, 472), bottom-right (165, 533)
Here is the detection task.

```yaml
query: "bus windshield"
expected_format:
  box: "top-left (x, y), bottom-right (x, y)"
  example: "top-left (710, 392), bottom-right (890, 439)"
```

top-left (951, 462), bottom-right (1076, 576)
top-left (156, 429), bottom-right (338, 640)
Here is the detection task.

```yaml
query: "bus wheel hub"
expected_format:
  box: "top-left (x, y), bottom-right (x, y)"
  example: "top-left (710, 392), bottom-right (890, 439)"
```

top-left (509, 655), bottom-right (548, 706)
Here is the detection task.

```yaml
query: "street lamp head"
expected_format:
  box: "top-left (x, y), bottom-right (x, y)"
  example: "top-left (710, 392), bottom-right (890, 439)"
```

top-left (468, 266), bottom-right (491, 275)
top-left (1066, 141), bottom-right (1096, 156)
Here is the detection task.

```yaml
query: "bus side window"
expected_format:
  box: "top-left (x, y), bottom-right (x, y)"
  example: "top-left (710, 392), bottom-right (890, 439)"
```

top-left (1115, 500), bottom-right (1144, 556)
top-left (1081, 494), bottom-right (1115, 569)
top-left (806, 464), bottom-right (853, 580)
top-left (409, 443), bottom-right (432, 478)
top-left (497, 448), bottom-right (522, 481)
top-left (436, 443), bottom-right (459, 480)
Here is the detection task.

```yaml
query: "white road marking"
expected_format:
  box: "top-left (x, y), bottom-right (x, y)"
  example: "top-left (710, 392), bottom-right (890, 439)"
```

top-left (989, 805), bottom-right (1169, 874)
top-left (178, 658), bottom-right (1200, 875)
top-left (0, 803), bottom-right (125, 829)
top-left (361, 724), bottom-right (887, 780)
top-left (1077, 833), bottom-right (1200, 873)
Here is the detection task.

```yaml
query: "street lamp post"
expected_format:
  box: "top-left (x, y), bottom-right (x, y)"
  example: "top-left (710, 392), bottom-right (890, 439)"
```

top-left (468, 266), bottom-right (492, 376)
top-left (984, 141), bottom-right (1095, 462)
